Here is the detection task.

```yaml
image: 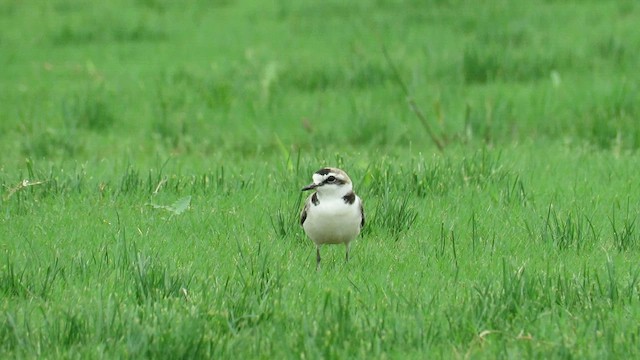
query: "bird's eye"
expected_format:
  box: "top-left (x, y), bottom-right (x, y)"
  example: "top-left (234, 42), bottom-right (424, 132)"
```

top-left (327, 176), bottom-right (336, 183)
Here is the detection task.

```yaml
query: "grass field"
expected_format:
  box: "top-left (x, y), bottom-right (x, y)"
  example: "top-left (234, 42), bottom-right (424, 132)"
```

top-left (2, 0), bottom-right (640, 358)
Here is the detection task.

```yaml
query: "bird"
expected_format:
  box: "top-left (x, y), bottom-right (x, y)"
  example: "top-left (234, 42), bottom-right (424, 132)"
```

top-left (300, 167), bottom-right (365, 269)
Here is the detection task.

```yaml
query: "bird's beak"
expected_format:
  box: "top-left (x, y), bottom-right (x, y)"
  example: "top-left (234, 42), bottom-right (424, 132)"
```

top-left (301, 183), bottom-right (318, 191)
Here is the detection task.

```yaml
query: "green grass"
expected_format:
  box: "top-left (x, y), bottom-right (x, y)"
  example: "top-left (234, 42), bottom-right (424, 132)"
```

top-left (2, 0), bottom-right (640, 358)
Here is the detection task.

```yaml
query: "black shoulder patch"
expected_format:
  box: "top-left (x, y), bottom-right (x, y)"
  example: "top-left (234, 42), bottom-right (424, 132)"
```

top-left (311, 192), bottom-right (320, 205)
top-left (300, 209), bottom-right (307, 226)
top-left (359, 201), bottom-right (365, 229)
top-left (342, 192), bottom-right (356, 204)
top-left (316, 168), bottom-right (332, 175)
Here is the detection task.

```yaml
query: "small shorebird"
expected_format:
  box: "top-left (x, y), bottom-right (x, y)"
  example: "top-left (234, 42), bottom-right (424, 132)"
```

top-left (300, 167), bottom-right (364, 269)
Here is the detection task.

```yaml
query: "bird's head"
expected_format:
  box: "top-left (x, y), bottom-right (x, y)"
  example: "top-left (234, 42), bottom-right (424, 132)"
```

top-left (302, 167), bottom-right (353, 197)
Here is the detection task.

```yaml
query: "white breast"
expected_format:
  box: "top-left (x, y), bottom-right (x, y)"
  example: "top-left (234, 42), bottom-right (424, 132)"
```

top-left (303, 197), bottom-right (362, 245)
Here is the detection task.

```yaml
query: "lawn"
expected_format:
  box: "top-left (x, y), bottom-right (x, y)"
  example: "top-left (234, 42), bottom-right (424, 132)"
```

top-left (1, 0), bottom-right (640, 358)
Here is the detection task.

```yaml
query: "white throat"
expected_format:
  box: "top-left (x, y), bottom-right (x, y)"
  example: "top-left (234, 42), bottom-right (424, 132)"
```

top-left (316, 183), bottom-right (353, 201)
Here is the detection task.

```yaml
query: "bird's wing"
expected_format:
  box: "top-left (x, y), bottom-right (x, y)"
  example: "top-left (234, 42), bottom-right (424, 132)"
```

top-left (359, 198), bottom-right (365, 229)
top-left (300, 196), bottom-right (311, 226)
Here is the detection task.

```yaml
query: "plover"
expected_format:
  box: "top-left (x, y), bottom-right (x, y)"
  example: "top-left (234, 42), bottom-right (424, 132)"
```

top-left (300, 167), bottom-right (365, 269)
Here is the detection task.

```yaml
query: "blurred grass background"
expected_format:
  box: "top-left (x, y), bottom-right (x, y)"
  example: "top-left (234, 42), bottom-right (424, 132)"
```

top-left (1, 0), bottom-right (638, 168)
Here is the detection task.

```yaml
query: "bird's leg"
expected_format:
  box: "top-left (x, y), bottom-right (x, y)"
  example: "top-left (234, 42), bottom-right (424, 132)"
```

top-left (316, 246), bottom-right (321, 270)
top-left (345, 243), bottom-right (350, 262)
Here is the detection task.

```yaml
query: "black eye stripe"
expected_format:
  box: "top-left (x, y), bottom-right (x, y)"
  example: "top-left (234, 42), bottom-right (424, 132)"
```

top-left (322, 176), bottom-right (346, 185)
top-left (323, 176), bottom-right (337, 184)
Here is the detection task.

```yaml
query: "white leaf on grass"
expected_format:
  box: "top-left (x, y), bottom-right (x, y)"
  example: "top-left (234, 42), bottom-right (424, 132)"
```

top-left (169, 195), bottom-right (192, 215)
top-left (149, 195), bottom-right (192, 216)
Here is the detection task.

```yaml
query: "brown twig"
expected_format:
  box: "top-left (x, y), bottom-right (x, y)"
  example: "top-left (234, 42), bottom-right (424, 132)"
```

top-left (382, 45), bottom-right (446, 151)
top-left (3, 179), bottom-right (47, 201)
